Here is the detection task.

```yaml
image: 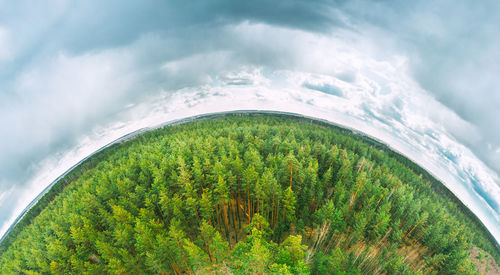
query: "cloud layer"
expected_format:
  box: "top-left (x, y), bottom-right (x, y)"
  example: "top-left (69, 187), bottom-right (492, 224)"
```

top-left (0, 0), bottom-right (499, 243)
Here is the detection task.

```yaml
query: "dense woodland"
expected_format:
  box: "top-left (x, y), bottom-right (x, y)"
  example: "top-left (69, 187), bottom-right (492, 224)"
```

top-left (0, 115), bottom-right (499, 274)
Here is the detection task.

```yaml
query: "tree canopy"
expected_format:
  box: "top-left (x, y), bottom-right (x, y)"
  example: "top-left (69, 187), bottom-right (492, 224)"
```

top-left (0, 114), bottom-right (498, 274)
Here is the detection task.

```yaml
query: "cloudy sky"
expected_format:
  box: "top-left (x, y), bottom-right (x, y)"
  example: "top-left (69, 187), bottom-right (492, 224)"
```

top-left (1, 0), bottom-right (500, 243)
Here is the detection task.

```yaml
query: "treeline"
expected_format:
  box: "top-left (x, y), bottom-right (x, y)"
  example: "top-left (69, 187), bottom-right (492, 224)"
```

top-left (0, 115), bottom-right (497, 274)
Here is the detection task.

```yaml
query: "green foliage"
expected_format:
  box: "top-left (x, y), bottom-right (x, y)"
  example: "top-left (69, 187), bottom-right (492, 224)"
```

top-left (277, 235), bottom-right (310, 273)
top-left (0, 115), bottom-right (497, 274)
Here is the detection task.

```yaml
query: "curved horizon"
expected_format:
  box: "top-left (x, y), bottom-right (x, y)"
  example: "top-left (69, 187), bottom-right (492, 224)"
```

top-left (1, 109), bottom-right (499, 248)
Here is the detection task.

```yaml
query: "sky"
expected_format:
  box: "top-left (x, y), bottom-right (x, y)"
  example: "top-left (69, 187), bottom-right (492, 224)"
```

top-left (0, 0), bottom-right (500, 243)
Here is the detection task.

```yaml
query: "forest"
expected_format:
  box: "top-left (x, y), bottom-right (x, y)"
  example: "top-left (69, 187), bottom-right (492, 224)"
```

top-left (0, 114), bottom-right (499, 274)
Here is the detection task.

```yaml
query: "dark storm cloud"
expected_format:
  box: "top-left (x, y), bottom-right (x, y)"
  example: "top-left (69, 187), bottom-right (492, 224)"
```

top-left (0, 0), bottom-right (340, 56)
top-left (0, 0), bottom-right (344, 91)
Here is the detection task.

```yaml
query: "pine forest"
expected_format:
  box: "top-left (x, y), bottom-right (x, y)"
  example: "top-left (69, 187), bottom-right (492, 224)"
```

top-left (1, 114), bottom-right (499, 274)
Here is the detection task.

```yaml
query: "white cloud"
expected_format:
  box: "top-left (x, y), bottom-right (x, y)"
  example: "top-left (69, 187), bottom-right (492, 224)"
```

top-left (0, 27), bottom-right (12, 61)
top-left (0, 48), bottom-right (143, 233)
top-left (217, 67), bottom-right (270, 86)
